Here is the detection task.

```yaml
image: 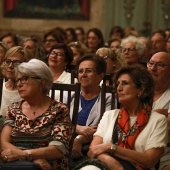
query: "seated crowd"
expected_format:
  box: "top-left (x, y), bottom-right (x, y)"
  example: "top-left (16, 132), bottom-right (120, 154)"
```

top-left (0, 26), bottom-right (169, 170)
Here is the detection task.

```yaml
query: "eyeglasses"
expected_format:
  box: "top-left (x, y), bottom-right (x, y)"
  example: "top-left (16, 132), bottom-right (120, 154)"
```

top-left (44, 39), bottom-right (57, 43)
top-left (77, 68), bottom-right (96, 74)
top-left (147, 61), bottom-right (170, 70)
top-left (15, 76), bottom-right (41, 84)
top-left (4, 59), bottom-right (22, 67)
top-left (121, 47), bottom-right (136, 53)
top-left (50, 51), bottom-right (65, 57)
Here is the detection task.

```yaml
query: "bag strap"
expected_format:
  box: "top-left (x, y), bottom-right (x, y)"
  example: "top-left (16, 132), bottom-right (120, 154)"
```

top-left (112, 115), bottom-right (118, 144)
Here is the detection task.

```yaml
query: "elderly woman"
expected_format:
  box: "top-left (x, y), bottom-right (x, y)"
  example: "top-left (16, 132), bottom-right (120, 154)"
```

top-left (69, 54), bottom-right (111, 167)
top-left (0, 46), bottom-right (34, 118)
top-left (121, 36), bottom-right (146, 66)
top-left (68, 41), bottom-right (89, 70)
top-left (76, 65), bottom-right (168, 170)
top-left (0, 59), bottom-right (74, 170)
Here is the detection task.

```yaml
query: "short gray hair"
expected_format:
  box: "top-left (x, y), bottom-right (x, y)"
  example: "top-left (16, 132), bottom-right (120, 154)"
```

top-left (121, 36), bottom-right (146, 57)
top-left (16, 59), bottom-right (53, 95)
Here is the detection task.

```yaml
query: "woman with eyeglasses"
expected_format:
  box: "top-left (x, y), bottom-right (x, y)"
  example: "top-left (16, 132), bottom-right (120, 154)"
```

top-left (121, 36), bottom-right (146, 66)
top-left (74, 65), bottom-right (168, 170)
top-left (69, 54), bottom-right (111, 168)
top-left (0, 46), bottom-right (34, 119)
top-left (1, 59), bottom-right (73, 170)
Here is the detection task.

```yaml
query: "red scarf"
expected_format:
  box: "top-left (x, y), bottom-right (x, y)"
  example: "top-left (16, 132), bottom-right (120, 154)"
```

top-left (117, 104), bottom-right (151, 170)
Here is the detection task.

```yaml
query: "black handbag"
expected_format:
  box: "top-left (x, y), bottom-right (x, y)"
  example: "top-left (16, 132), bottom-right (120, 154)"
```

top-left (0, 160), bottom-right (42, 170)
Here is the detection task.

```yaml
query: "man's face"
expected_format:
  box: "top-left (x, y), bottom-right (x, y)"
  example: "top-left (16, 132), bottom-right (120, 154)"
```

top-left (147, 52), bottom-right (170, 84)
top-left (151, 33), bottom-right (166, 55)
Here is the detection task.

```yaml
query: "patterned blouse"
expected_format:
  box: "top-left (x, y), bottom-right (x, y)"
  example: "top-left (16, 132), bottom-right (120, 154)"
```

top-left (3, 99), bottom-right (74, 170)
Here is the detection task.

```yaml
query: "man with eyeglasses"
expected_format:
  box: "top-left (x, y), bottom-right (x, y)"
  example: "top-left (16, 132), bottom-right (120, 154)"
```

top-left (147, 51), bottom-right (170, 170)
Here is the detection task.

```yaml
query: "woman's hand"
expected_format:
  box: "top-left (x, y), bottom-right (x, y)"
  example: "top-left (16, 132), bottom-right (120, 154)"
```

top-left (1, 148), bottom-right (25, 162)
top-left (71, 139), bottom-right (83, 159)
top-left (76, 125), bottom-right (97, 140)
top-left (33, 159), bottom-right (51, 170)
top-left (88, 143), bottom-right (111, 158)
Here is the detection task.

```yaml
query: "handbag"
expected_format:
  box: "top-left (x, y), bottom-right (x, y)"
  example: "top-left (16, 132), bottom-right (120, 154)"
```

top-left (0, 160), bottom-right (42, 170)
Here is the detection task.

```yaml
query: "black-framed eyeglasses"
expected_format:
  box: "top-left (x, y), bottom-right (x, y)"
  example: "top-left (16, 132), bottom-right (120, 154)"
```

top-left (15, 76), bottom-right (41, 84)
top-left (147, 61), bottom-right (170, 70)
top-left (4, 59), bottom-right (22, 67)
top-left (50, 51), bottom-right (65, 58)
top-left (121, 47), bottom-right (136, 53)
top-left (77, 68), bottom-right (96, 74)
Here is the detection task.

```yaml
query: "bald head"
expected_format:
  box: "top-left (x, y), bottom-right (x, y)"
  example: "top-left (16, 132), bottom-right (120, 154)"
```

top-left (151, 52), bottom-right (170, 64)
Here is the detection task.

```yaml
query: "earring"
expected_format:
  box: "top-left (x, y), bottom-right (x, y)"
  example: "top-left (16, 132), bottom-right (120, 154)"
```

top-left (137, 94), bottom-right (140, 98)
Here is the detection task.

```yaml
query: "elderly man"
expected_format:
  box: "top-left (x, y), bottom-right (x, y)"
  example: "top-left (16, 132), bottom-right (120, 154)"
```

top-left (147, 51), bottom-right (170, 170)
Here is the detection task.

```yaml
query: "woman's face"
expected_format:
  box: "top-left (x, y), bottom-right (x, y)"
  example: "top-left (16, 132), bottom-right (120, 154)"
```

top-left (0, 46), bottom-right (6, 64)
top-left (5, 53), bottom-right (23, 79)
top-left (23, 40), bottom-right (36, 55)
top-left (48, 48), bottom-right (67, 71)
top-left (87, 32), bottom-right (100, 50)
top-left (78, 60), bottom-right (103, 89)
top-left (16, 74), bottom-right (41, 99)
top-left (70, 47), bottom-right (81, 65)
top-left (44, 35), bottom-right (57, 53)
top-left (116, 74), bottom-right (142, 106)
top-left (2, 36), bottom-right (15, 48)
top-left (122, 42), bottom-right (139, 65)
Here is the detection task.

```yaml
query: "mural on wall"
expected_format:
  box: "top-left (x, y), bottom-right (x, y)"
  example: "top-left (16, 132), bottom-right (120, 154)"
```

top-left (3, 0), bottom-right (90, 20)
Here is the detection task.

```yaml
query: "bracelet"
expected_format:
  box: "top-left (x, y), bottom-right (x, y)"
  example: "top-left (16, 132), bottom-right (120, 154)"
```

top-left (110, 144), bottom-right (117, 156)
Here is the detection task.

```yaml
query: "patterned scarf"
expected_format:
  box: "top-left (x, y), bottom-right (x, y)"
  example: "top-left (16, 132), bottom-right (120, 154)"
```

top-left (117, 103), bottom-right (151, 170)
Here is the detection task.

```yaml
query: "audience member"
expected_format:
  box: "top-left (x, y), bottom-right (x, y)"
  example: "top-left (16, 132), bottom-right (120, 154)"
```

top-left (48, 43), bottom-right (77, 99)
top-left (150, 30), bottom-right (167, 56)
top-left (23, 35), bottom-right (46, 61)
top-left (109, 26), bottom-right (125, 39)
top-left (75, 27), bottom-right (86, 44)
top-left (65, 27), bottom-right (77, 44)
top-left (68, 41), bottom-right (89, 70)
top-left (0, 42), bottom-right (9, 78)
top-left (0, 32), bottom-right (19, 48)
top-left (86, 28), bottom-right (104, 53)
top-left (166, 35), bottom-right (170, 53)
top-left (43, 29), bottom-right (66, 55)
top-left (147, 52), bottom-right (170, 170)
top-left (96, 47), bottom-right (126, 74)
top-left (69, 54), bottom-right (111, 167)
top-left (121, 36), bottom-right (146, 66)
top-left (75, 65), bottom-right (168, 170)
top-left (1, 59), bottom-right (73, 170)
top-left (124, 26), bottom-right (139, 37)
top-left (0, 46), bottom-right (34, 118)
top-left (108, 37), bottom-right (122, 52)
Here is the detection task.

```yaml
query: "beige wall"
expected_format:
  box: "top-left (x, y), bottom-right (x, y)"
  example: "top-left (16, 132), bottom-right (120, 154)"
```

top-left (0, 0), bottom-right (105, 39)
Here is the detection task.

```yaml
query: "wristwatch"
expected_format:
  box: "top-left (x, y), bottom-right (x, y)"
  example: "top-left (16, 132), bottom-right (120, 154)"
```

top-left (26, 150), bottom-right (33, 161)
top-left (110, 144), bottom-right (117, 155)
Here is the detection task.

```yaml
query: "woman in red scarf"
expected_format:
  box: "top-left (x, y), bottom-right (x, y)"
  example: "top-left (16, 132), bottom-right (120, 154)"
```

top-left (74, 65), bottom-right (168, 170)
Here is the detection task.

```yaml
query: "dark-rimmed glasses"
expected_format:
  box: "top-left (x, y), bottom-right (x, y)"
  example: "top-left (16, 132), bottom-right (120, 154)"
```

top-left (15, 76), bottom-right (41, 84)
top-left (4, 59), bottom-right (22, 67)
top-left (77, 68), bottom-right (96, 74)
top-left (50, 51), bottom-right (65, 58)
top-left (121, 47), bottom-right (136, 53)
top-left (147, 61), bottom-right (170, 70)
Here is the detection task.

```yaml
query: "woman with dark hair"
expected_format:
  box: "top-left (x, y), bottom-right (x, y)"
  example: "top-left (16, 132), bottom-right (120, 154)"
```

top-left (86, 28), bottom-right (104, 53)
top-left (110, 26), bottom-right (125, 39)
top-left (75, 65), bottom-right (168, 170)
top-left (65, 27), bottom-right (77, 44)
top-left (75, 27), bottom-right (86, 44)
top-left (48, 43), bottom-right (77, 99)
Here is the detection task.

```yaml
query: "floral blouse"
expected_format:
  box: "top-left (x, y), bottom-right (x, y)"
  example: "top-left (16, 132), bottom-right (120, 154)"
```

top-left (3, 99), bottom-right (74, 170)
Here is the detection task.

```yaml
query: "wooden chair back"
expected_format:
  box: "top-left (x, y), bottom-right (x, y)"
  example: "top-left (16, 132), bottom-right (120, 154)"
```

top-left (50, 83), bottom-right (81, 154)
top-left (71, 70), bottom-right (78, 84)
top-left (100, 83), bottom-right (116, 120)
top-left (103, 73), bottom-right (114, 86)
top-left (0, 78), bottom-right (3, 108)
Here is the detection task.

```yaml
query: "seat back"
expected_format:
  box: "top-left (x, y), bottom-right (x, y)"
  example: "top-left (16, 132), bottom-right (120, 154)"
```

top-left (50, 83), bottom-right (81, 154)
top-left (100, 83), bottom-right (116, 120)
top-left (71, 70), bottom-right (78, 84)
top-left (103, 73), bottom-right (114, 86)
